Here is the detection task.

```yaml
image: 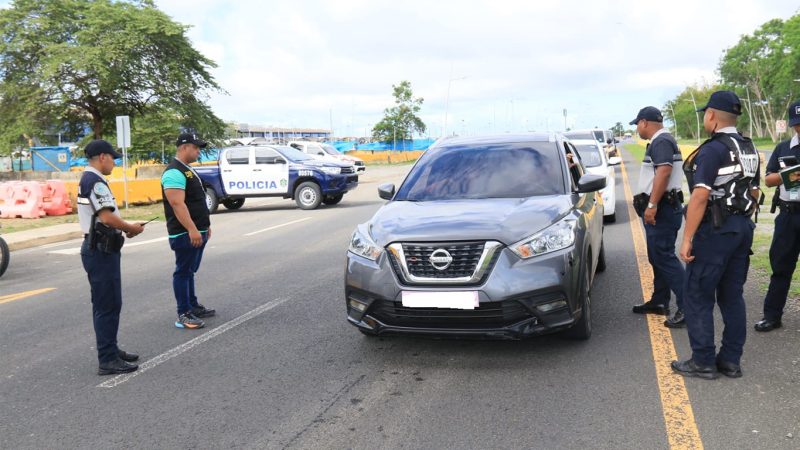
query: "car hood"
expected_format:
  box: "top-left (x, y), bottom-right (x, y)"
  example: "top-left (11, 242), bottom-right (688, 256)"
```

top-left (369, 196), bottom-right (573, 246)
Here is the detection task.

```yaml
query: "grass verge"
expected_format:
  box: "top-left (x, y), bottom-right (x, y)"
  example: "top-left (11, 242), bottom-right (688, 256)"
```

top-left (0, 202), bottom-right (166, 234)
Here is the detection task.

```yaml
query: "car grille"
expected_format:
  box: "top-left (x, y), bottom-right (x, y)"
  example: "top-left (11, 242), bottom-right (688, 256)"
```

top-left (369, 299), bottom-right (533, 329)
top-left (388, 241), bottom-right (502, 285)
top-left (341, 166), bottom-right (355, 174)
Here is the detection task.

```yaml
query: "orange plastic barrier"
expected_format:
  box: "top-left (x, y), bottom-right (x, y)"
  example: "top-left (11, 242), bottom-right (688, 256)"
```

top-left (42, 180), bottom-right (73, 216)
top-left (0, 181), bottom-right (46, 218)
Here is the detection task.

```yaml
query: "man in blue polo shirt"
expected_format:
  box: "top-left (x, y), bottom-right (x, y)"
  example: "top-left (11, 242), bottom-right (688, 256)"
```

top-left (161, 132), bottom-right (215, 329)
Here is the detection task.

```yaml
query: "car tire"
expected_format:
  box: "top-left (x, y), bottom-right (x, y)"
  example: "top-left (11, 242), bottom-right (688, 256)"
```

top-left (223, 198), bottom-right (245, 210)
top-left (295, 181), bottom-right (322, 210)
top-left (0, 236), bottom-right (9, 278)
top-left (322, 194), bottom-right (344, 205)
top-left (596, 241), bottom-right (606, 273)
top-left (205, 188), bottom-right (219, 214)
top-left (603, 212), bottom-right (616, 223)
top-left (563, 269), bottom-right (592, 340)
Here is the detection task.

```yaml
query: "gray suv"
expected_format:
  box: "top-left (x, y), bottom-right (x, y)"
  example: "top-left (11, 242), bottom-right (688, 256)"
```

top-left (345, 133), bottom-right (607, 340)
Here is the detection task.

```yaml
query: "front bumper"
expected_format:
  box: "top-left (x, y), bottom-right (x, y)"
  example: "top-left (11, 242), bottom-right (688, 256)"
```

top-left (344, 246), bottom-right (583, 340)
top-left (323, 174), bottom-right (359, 194)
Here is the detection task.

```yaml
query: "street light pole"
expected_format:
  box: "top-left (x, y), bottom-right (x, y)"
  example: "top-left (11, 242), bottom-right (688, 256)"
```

top-left (688, 90), bottom-right (701, 144)
top-left (667, 104), bottom-right (679, 139)
top-left (443, 75), bottom-right (467, 137)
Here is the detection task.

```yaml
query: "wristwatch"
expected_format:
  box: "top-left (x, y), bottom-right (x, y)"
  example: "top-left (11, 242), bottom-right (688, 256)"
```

top-left (646, 202), bottom-right (656, 209)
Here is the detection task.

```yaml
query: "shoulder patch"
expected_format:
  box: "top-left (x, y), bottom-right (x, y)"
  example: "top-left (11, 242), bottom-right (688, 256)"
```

top-left (93, 183), bottom-right (111, 196)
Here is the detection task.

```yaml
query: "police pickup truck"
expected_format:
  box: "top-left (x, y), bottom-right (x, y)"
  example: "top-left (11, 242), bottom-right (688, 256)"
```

top-left (195, 145), bottom-right (358, 212)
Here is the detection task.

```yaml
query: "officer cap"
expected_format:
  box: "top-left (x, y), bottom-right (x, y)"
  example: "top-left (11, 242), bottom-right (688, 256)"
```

top-left (788, 100), bottom-right (800, 127)
top-left (697, 90), bottom-right (742, 115)
top-left (176, 132), bottom-right (208, 148)
top-left (629, 106), bottom-right (663, 125)
top-left (84, 139), bottom-right (122, 159)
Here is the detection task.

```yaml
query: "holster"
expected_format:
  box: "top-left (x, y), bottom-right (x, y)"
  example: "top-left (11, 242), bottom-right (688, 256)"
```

top-left (90, 218), bottom-right (124, 253)
top-left (665, 190), bottom-right (684, 208)
top-left (633, 193), bottom-right (649, 218)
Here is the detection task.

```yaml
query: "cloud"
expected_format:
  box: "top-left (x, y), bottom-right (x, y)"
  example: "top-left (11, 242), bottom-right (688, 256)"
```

top-left (154, 0), bottom-right (799, 135)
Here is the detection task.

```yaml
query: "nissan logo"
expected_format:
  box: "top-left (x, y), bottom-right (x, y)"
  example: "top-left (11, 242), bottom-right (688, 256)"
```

top-left (429, 249), bottom-right (453, 271)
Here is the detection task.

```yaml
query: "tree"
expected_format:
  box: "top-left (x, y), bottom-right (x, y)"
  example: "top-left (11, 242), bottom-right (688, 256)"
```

top-left (718, 17), bottom-right (800, 142)
top-left (372, 81), bottom-right (426, 145)
top-left (0, 0), bottom-right (227, 154)
top-left (663, 84), bottom-right (719, 141)
top-left (611, 122), bottom-right (624, 137)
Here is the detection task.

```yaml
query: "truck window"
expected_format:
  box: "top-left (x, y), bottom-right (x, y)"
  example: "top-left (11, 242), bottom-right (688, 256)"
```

top-left (254, 148), bottom-right (281, 164)
top-left (226, 148), bottom-right (250, 165)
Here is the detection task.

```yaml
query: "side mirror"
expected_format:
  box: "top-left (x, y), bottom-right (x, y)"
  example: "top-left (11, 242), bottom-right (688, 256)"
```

top-left (378, 183), bottom-right (395, 200)
top-left (317, 152), bottom-right (325, 156)
top-left (275, 157), bottom-right (286, 164)
top-left (577, 173), bottom-right (607, 193)
top-left (608, 156), bottom-right (622, 166)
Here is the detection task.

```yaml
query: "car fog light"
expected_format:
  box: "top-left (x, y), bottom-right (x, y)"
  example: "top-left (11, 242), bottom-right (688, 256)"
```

top-left (537, 300), bottom-right (567, 313)
top-left (349, 299), bottom-right (367, 312)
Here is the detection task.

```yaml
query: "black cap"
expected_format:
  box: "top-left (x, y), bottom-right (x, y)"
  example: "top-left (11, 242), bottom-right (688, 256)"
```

top-left (788, 100), bottom-right (800, 127)
top-left (176, 132), bottom-right (208, 148)
top-left (84, 139), bottom-right (122, 159)
top-left (629, 106), bottom-right (663, 125)
top-left (696, 90), bottom-right (742, 115)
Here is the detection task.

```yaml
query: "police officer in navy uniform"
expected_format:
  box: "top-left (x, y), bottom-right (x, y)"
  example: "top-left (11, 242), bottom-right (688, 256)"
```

top-left (754, 100), bottom-right (800, 332)
top-left (78, 140), bottom-right (145, 375)
top-left (673, 91), bottom-right (761, 379)
top-left (629, 106), bottom-right (686, 328)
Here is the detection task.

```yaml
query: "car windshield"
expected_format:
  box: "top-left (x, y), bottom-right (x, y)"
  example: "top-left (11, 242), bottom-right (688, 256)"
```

top-left (592, 130), bottom-right (604, 142)
top-left (564, 131), bottom-right (594, 140)
top-left (395, 142), bottom-right (565, 201)
top-left (575, 144), bottom-right (604, 168)
top-left (275, 146), bottom-right (314, 162)
top-left (321, 144), bottom-right (340, 155)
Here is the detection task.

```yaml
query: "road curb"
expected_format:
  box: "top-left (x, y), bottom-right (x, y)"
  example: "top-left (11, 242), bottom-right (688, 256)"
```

top-left (7, 231), bottom-right (84, 252)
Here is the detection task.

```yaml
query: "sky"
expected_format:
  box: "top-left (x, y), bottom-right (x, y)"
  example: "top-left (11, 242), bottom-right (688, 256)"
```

top-left (7, 0), bottom-right (800, 138)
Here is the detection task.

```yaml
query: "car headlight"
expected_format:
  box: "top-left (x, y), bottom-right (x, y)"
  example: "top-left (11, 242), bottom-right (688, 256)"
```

top-left (510, 218), bottom-right (577, 259)
top-left (348, 224), bottom-right (383, 261)
top-left (321, 166), bottom-right (341, 175)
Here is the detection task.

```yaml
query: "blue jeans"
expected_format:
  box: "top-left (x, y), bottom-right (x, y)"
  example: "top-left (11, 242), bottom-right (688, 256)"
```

top-left (642, 201), bottom-right (685, 310)
top-left (169, 233), bottom-right (208, 315)
top-left (81, 238), bottom-right (122, 364)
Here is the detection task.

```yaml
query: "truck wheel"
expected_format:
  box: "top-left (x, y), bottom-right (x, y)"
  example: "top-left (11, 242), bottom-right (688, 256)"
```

top-left (295, 182), bottom-right (322, 210)
top-left (0, 236), bottom-right (9, 278)
top-left (205, 188), bottom-right (219, 214)
top-left (596, 240), bottom-right (606, 273)
top-left (322, 194), bottom-right (344, 205)
top-left (223, 198), bottom-right (245, 210)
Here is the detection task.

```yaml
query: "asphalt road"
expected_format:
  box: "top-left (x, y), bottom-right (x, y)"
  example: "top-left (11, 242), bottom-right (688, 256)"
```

top-left (0, 154), bottom-right (798, 449)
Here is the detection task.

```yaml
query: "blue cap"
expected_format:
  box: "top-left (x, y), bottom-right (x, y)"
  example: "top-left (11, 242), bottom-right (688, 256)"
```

top-left (788, 101), bottom-right (800, 127)
top-left (629, 106), bottom-right (663, 125)
top-left (697, 90), bottom-right (742, 115)
top-left (84, 139), bottom-right (122, 159)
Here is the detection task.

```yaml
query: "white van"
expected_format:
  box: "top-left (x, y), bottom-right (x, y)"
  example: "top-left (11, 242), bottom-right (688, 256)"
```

top-left (288, 141), bottom-right (366, 173)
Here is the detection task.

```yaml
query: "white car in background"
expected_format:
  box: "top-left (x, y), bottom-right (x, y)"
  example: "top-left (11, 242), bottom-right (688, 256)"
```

top-left (288, 141), bottom-right (366, 173)
top-left (570, 139), bottom-right (621, 222)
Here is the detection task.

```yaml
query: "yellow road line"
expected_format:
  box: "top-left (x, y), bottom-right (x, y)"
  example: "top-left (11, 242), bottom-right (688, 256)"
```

top-left (618, 159), bottom-right (703, 449)
top-left (0, 288), bottom-right (57, 305)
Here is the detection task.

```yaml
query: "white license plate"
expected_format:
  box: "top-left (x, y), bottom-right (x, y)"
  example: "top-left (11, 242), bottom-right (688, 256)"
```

top-left (401, 291), bottom-right (479, 310)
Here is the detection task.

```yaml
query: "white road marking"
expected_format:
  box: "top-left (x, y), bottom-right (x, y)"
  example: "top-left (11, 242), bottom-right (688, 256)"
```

top-left (98, 297), bottom-right (289, 388)
top-left (244, 217), bottom-right (312, 236)
top-left (48, 236), bottom-right (168, 255)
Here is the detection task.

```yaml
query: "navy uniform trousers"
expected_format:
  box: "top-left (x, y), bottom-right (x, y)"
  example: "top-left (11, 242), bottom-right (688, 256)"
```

top-left (80, 237), bottom-right (122, 364)
top-left (643, 199), bottom-right (685, 310)
top-left (683, 216), bottom-right (754, 366)
top-left (762, 209), bottom-right (800, 321)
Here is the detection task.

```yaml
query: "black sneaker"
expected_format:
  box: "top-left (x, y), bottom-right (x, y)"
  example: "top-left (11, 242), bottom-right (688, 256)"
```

top-left (98, 358), bottom-right (138, 376)
top-left (191, 304), bottom-right (216, 318)
top-left (175, 312), bottom-right (205, 329)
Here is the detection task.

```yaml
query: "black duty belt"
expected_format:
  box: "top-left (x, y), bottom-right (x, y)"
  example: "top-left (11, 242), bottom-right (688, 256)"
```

top-left (778, 201), bottom-right (800, 214)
